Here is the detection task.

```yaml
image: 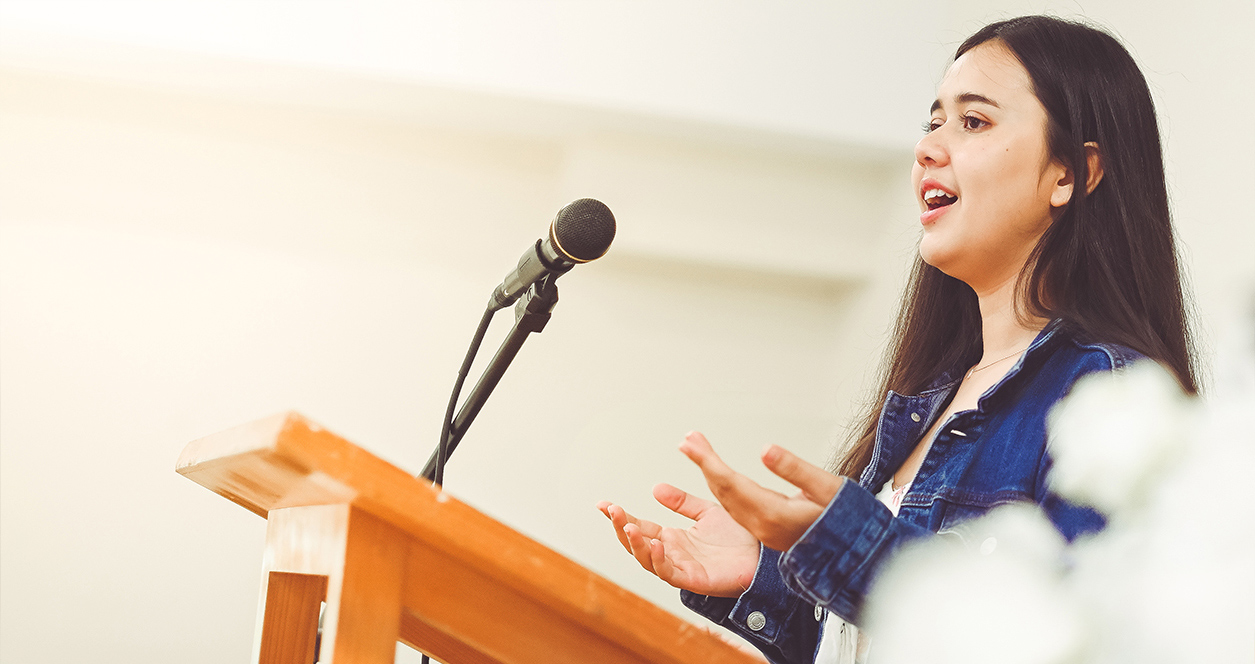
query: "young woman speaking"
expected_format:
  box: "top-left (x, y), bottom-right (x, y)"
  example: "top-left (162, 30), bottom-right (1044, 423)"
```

top-left (599, 15), bottom-right (1197, 664)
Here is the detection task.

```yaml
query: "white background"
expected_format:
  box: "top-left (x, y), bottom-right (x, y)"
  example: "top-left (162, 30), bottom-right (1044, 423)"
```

top-left (1, 1), bottom-right (1251, 661)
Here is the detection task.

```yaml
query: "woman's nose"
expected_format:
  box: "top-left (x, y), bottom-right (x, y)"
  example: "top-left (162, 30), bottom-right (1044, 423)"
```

top-left (914, 127), bottom-right (948, 168)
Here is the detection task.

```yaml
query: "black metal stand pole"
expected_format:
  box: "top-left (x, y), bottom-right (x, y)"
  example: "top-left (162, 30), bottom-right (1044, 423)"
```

top-left (420, 278), bottom-right (559, 482)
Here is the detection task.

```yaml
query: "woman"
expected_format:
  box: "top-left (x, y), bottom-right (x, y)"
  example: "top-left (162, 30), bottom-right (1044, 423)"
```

top-left (597, 15), bottom-right (1197, 664)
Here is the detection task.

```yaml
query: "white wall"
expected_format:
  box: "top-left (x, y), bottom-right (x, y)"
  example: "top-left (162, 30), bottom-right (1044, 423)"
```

top-left (0, 61), bottom-right (909, 663)
top-left (0, 2), bottom-right (1249, 662)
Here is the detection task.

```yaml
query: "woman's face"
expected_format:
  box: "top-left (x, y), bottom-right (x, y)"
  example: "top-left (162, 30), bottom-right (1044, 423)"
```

top-left (911, 41), bottom-right (1074, 294)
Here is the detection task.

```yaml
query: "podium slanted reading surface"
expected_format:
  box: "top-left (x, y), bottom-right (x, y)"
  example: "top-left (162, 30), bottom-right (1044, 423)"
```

top-left (177, 412), bottom-right (760, 664)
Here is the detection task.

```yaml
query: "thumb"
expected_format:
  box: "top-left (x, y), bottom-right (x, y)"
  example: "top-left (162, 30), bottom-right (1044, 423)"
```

top-left (653, 483), bottom-right (715, 521)
top-left (761, 444), bottom-right (844, 505)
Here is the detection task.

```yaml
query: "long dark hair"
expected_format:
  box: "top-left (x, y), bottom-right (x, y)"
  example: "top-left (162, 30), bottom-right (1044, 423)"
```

top-left (835, 15), bottom-right (1198, 479)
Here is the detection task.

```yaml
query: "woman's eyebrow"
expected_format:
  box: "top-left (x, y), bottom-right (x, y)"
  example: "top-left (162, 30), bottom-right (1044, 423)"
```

top-left (930, 92), bottom-right (1002, 114)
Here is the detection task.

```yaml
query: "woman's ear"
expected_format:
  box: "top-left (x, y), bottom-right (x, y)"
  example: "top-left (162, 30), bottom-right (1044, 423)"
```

top-left (1049, 163), bottom-right (1076, 208)
top-left (1082, 141), bottom-right (1104, 194)
top-left (1049, 141), bottom-right (1105, 208)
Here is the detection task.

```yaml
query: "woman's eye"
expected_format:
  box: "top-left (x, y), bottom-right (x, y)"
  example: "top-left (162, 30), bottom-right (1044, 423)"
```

top-left (962, 115), bottom-right (989, 131)
top-left (922, 119), bottom-right (944, 133)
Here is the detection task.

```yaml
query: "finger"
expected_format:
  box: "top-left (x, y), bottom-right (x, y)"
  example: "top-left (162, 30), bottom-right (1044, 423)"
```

top-left (649, 537), bottom-right (675, 585)
top-left (606, 503), bottom-right (661, 537)
top-left (618, 505), bottom-right (663, 539)
top-left (606, 504), bottom-right (664, 554)
top-left (678, 432), bottom-right (758, 498)
top-left (677, 432), bottom-right (734, 477)
top-left (596, 501), bottom-right (619, 528)
top-left (653, 483), bottom-right (716, 521)
top-left (760, 445), bottom-right (845, 505)
top-left (680, 433), bottom-right (786, 520)
top-left (677, 433), bottom-right (810, 548)
top-left (604, 504), bottom-right (632, 553)
top-left (623, 523), bottom-right (656, 574)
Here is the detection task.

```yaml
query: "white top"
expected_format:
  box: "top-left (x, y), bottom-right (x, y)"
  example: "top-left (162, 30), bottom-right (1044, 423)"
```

top-left (813, 479), bottom-right (909, 664)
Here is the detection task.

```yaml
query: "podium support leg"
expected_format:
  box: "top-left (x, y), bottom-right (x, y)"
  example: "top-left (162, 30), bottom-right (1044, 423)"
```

top-left (258, 571), bottom-right (328, 664)
top-left (253, 504), bottom-right (405, 664)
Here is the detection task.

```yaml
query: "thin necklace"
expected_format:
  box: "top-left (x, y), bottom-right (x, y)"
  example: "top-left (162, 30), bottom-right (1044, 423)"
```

top-left (894, 345), bottom-right (1031, 491)
top-left (965, 344), bottom-right (1031, 379)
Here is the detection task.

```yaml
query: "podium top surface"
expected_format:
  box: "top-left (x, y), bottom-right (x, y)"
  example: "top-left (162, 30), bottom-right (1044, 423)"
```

top-left (176, 412), bottom-right (763, 664)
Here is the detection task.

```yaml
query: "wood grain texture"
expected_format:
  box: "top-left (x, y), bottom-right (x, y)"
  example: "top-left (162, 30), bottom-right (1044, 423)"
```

top-left (251, 505), bottom-right (349, 664)
top-left (258, 572), bottom-right (327, 664)
top-left (179, 412), bottom-right (760, 664)
top-left (323, 508), bottom-right (404, 664)
top-left (398, 611), bottom-right (507, 664)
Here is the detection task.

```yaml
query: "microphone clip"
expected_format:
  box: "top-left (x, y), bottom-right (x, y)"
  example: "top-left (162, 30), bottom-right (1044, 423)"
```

top-left (514, 274), bottom-right (559, 330)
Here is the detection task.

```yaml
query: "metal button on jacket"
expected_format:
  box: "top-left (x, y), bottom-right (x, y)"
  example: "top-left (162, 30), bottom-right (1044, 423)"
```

top-left (911, 412), bottom-right (921, 422)
top-left (746, 611), bottom-right (767, 631)
top-left (813, 605), bottom-right (824, 621)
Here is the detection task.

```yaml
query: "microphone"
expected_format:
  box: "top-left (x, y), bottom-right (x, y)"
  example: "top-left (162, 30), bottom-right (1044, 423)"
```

top-left (489, 198), bottom-right (616, 311)
top-left (421, 198), bottom-right (615, 484)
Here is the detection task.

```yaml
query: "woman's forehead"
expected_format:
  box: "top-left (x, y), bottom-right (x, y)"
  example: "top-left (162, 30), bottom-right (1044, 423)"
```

top-left (935, 42), bottom-right (1034, 110)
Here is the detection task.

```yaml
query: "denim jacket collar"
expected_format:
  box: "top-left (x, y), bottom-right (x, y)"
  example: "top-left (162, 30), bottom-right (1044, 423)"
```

top-left (857, 319), bottom-right (1065, 489)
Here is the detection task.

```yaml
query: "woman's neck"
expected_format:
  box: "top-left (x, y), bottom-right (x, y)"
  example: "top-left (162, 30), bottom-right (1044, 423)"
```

top-left (975, 274), bottom-right (1048, 365)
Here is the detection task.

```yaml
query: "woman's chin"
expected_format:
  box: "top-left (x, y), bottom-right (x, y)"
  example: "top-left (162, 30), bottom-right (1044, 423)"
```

top-left (918, 239), bottom-right (954, 271)
top-left (918, 244), bottom-right (972, 283)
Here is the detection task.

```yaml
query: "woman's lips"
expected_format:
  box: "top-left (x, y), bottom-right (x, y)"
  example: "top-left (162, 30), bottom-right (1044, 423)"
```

top-left (918, 178), bottom-right (957, 225)
top-left (920, 200), bottom-right (954, 225)
top-left (919, 178), bottom-right (957, 202)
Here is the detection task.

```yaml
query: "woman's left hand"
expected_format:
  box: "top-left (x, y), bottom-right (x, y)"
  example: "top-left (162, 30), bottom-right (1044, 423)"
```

top-left (679, 431), bottom-right (846, 552)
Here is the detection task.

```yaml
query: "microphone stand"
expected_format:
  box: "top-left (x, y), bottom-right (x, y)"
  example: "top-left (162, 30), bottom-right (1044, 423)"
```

top-left (420, 275), bottom-right (560, 483)
top-left (414, 277), bottom-right (559, 664)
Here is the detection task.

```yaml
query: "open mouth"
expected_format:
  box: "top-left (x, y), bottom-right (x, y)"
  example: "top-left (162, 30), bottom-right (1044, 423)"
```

top-left (923, 188), bottom-right (958, 210)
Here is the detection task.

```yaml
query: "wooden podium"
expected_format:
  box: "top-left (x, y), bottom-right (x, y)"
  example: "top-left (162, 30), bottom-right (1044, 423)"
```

top-left (177, 412), bottom-right (760, 664)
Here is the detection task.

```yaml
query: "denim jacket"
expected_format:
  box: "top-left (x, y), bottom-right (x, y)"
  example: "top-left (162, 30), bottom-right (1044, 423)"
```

top-left (681, 321), bottom-right (1144, 664)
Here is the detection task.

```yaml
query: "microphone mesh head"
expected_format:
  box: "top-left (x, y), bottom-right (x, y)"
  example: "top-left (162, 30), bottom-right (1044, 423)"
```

top-left (550, 198), bottom-right (616, 262)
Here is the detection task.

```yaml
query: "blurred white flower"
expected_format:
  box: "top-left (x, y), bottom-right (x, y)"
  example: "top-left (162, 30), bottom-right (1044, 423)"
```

top-left (1065, 375), bottom-right (1255, 663)
top-left (863, 309), bottom-right (1255, 664)
top-left (1047, 361), bottom-right (1194, 516)
top-left (865, 504), bottom-right (1082, 664)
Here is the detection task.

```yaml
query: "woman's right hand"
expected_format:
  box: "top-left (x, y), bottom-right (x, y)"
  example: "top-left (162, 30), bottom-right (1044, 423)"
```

top-left (597, 483), bottom-right (760, 598)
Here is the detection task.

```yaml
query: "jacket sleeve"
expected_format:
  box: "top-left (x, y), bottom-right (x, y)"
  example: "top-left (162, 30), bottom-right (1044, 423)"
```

top-left (1035, 449), bottom-right (1107, 542)
top-left (682, 480), bottom-right (1103, 659)
top-left (779, 466), bottom-right (1105, 627)
top-left (681, 547), bottom-right (823, 664)
top-left (777, 479), bottom-right (934, 626)
top-left (678, 481), bottom-right (935, 662)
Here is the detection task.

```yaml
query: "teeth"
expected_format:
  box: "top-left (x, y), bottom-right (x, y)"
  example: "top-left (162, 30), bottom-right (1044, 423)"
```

top-left (923, 188), bottom-right (956, 201)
